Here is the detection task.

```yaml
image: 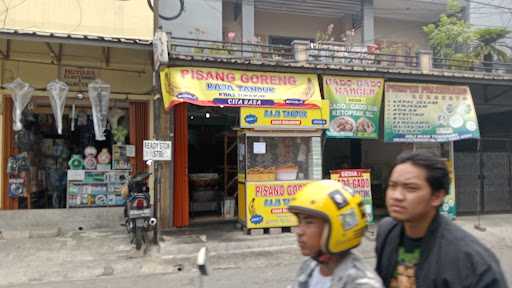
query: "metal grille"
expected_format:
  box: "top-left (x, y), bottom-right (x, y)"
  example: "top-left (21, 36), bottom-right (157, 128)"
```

top-left (454, 138), bottom-right (512, 213)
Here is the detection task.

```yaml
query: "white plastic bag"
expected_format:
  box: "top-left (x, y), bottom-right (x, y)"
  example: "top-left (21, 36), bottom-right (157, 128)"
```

top-left (4, 78), bottom-right (34, 131)
top-left (47, 80), bottom-right (69, 135)
top-left (88, 79), bottom-right (111, 141)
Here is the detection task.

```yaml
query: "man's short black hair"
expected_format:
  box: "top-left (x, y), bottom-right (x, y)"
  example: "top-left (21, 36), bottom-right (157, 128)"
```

top-left (390, 150), bottom-right (450, 194)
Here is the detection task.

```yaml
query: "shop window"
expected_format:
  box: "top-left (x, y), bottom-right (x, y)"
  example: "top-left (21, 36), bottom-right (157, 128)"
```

top-left (2, 96), bottom-right (144, 209)
top-left (245, 136), bottom-right (313, 181)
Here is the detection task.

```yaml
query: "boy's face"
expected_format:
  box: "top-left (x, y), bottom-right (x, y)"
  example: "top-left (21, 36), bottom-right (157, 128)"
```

top-left (295, 214), bottom-right (324, 257)
top-left (386, 162), bottom-right (445, 224)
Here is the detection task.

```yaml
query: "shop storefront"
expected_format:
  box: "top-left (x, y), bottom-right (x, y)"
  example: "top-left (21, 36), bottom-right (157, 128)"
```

top-left (321, 77), bottom-right (480, 220)
top-left (237, 104), bottom-right (328, 230)
top-left (1, 79), bottom-right (150, 210)
top-left (161, 66), bottom-right (482, 227)
top-left (0, 38), bottom-right (153, 212)
top-left (160, 66), bottom-right (326, 227)
top-left (322, 75), bottom-right (403, 220)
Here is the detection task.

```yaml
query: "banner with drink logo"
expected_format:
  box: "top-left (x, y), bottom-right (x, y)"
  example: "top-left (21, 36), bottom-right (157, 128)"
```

top-left (240, 101), bottom-right (329, 129)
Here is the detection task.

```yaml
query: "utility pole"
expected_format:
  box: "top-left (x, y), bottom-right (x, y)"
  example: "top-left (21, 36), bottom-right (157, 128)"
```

top-left (152, 0), bottom-right (161, 245)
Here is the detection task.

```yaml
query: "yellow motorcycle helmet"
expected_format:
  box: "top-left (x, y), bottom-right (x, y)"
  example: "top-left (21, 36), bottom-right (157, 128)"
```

top-left (288, 180), bottom-right (367, 255)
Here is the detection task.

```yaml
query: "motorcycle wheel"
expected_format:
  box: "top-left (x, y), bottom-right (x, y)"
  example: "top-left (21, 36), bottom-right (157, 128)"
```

top-left (135, 225), bottom-right (144, 250)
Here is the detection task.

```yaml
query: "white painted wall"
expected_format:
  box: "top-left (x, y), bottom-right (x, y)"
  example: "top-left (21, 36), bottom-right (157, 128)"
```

top-left (254, 11), bottom-right (351, 43)
top-left (160, 0), bottom-right (223, 41)
top-left (375, 17), bottom-right (429, 49)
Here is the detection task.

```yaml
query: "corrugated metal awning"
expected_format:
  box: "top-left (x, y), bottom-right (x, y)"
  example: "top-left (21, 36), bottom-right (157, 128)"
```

top-left (0, 28), bottom-right (152, 50)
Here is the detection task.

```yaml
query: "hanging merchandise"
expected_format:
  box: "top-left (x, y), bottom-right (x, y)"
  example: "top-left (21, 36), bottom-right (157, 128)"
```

top-left (68, 154), bottom-right (84, 170)
top-left (15, 129), bottom-right (34, 152)
top-left (97, 148), bottom-right (112, 170)
top-left (47, 80), bottom-right (69, 135)
top-left (97, 148), bottom-right (111, 164)
top-left (109, 108), bottom-right (124, 130)
top-left (4, 78), bottom-right (34, 131)
top-left (71, 101), bottom-right (76, 131)
top-left (7, 152), bottom-right (31, 175)
top-left (84, 146), bottom-right (98, 170)
top-left (71, 93), bottom-right (85, 132)
top-left (88, 79), bottom-right (111, 141)
top-left (112, 126), bottom-right (128, 144)
top-left (8, 178), bottom-right (25, 198)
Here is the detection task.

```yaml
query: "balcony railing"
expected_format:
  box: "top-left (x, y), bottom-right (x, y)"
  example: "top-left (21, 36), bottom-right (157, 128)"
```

top-left (167, 36), bottom-right (512, 76)
top-left (433, 58), bottom-right (512, 75)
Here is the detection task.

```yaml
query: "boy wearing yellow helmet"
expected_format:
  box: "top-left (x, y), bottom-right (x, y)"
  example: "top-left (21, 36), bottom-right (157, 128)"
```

top-left (288, 180), bottom-right (383, 288)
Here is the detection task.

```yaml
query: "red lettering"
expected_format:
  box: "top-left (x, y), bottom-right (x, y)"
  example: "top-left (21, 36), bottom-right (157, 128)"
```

top-left (286, 184), bottom-right (305, 196)
top-left (255, 185), bottom-right (284, 197)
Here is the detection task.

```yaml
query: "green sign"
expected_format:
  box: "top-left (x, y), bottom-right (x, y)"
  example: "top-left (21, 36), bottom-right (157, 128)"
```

top-left (324, 76), bottom-right (384, 139)
top-left (384, 83), bottom-right (480, 142)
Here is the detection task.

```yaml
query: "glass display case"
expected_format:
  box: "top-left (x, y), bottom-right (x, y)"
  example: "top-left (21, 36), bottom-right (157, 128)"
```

top-left (66, 170), bottom-right (130, 208)
top-left (237, 130), bottom-right (322, 229)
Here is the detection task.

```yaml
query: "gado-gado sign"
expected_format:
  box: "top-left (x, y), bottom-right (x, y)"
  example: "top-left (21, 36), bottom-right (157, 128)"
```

top-left (323, 76), bottom-right (384, 139)
top-left (384, 83), bottom-right (480, 142)
top-left (240, 100), bottom-right (329, 129)
top-left (330, 169), bottom-right (374, 223)
top-left (160, 67), bottom-right (322, 110)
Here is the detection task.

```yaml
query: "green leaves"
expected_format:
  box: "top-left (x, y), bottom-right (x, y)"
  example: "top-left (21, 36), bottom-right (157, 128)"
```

top-left (423, 7), bottom-right (511, 67)
top-left (423, 15), bottom-right (474, 59)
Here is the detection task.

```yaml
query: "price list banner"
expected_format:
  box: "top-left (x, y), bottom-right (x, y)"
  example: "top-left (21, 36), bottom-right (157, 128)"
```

top-left (384, 83), bottom-right (480, 142)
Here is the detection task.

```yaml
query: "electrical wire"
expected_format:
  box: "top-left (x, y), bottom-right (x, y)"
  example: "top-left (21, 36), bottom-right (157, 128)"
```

top-left (147, 0), bottom-right (184, 21)
top-left (464, 0), bottom-right (512, 11)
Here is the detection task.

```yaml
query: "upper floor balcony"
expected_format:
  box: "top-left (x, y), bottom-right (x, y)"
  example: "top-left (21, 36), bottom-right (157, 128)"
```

top-left (163, 34), bottom-right (512, 81)
top-left (160, 0), bottom-right (451, 51)
top-left (159, 1), bottom-right (512, 82)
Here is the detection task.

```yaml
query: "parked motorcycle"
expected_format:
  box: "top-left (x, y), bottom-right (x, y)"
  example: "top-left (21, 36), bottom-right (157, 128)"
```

top-left (123, 172), bottom-right (157, 250)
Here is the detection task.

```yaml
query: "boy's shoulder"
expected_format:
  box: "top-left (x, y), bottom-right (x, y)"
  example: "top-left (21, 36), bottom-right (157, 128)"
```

top-left (332, 252), bottom-right (384, 288)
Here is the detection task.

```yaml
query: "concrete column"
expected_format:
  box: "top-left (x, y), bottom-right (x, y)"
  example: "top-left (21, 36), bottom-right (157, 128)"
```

top-left (242, 0), bottom-right (255, 43)
top-left (417, 50), bottom-right (433, 73)
top-left (292, 40), bottom-right (310, 63)
top-left (361, 0), bottom-right (375, 45)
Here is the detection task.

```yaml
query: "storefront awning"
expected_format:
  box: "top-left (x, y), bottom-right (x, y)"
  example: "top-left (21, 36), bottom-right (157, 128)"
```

top-left (160, 67), bottom-right (322, 110)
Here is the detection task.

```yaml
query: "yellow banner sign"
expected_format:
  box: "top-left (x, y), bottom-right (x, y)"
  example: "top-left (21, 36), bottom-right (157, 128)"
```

top-left (240, 101), bottom-right (329, 129)
top-left (160, 67), bottom-right (322, 110)
top-left (330, 169), bottom-right (374, 223)
top-left (246, 181), bottom-right (311, 228)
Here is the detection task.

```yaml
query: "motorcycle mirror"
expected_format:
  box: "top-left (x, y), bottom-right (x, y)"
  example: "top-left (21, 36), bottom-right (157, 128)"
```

top-left (196, 246), bottom-right (208, 276)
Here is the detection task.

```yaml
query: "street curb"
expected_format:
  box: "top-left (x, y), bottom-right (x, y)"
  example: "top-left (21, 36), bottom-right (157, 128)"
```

top-left (29, 227), bottom-right (61, 239)
top-left (0, 227), bottom-right (61, 240)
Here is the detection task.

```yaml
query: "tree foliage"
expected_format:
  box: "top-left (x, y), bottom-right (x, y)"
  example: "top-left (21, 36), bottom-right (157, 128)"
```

top-left (423, 15), bottom-right (474, 59)
top-left (472, 27), bottom-right (510, 62)
top-left (423, 0), bottom-right (510, 66)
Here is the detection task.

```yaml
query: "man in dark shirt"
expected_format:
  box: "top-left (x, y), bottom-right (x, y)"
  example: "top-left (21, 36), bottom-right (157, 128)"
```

top-left (375, 151), bottom-right (508, 288)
